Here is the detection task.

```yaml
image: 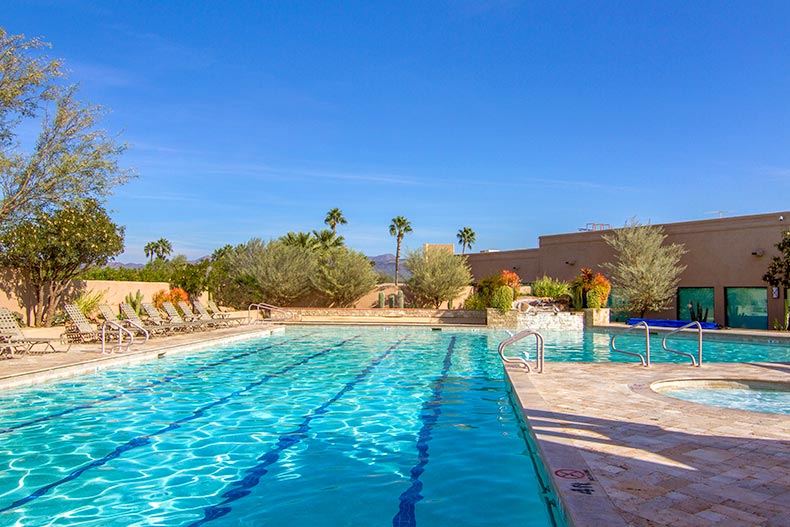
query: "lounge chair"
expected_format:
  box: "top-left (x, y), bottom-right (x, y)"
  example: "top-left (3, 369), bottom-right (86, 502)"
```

top-left (161, 302), bottom-right (211, 330)
top-left (64, 304), bottom-right (104, 343)
top-left (207, 299), bottom-right (232, 319)
top-left (193, 300), bottom-right (241, 326)
top-left (111, 304), bottom-right (169, 337)
top-left (177, 301), bottom-right (204, 323)
top-left (135, 303), bottom-right (190, 334)
top-left (0, 307), bottom-right (69, 355)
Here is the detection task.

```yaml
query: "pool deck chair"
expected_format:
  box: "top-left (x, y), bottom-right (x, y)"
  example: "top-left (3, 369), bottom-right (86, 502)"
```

top-left (207, 300), bottom-right (232, 319)
top-left (177, 301), bottom-right (203, 323)
top-left (111, 304), bottom-right (169, 337)
top-left (193, 300), bottom-right (241, 326)
top-left (63, 304), bottom-right (103, 343)
top-left (0, 307), bottom-right (69, 356)
top-left (137, 303), bottom-right (189, 333)
top-left (162, 302), bottom-right (211, 330)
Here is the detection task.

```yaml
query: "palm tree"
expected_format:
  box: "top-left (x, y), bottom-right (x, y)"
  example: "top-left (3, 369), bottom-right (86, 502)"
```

top-left (144, 241), bottom-right (156, 263)
top-left (153, 238), bottom-right (173, 260)
top-left (144, 238), bottom-right (172, 262)
top-left (388, 216), bottom-right (412, 287)
top-left (324, 208), bottom-right (347, 234)
top-left (312, 228), bottom-right (345, 251)
top-left (456, 227), bottom-right (476, 255)
top-left (280, 231), bottom-right (318, 250)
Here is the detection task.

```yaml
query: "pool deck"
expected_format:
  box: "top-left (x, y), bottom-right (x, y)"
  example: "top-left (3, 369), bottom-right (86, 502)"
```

top-left (508, 361), bottom-right (790, 527)
top-left (2, 322), bottom-right (789, 526)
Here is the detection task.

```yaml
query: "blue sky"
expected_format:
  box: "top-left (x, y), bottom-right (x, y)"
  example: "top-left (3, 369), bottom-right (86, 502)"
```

top-left (4, 1), bottom-right (790, 261)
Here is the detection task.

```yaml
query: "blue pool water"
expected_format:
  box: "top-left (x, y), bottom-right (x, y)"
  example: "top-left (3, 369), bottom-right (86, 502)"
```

top-left (658, 384), bottom-right (790, 414)
top-left (0, 328), bottom-right (562, 527)
top-left (533, 330), bottom-right (790, 363)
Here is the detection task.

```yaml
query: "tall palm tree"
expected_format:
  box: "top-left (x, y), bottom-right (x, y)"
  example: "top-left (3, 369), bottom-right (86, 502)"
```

top-left (456, 227), bottom-right (476, 255)
top-left (144, 241), bottom-right (156, 263)
top-left (388, 216), bottom-right (412, 287)
top-left (324, 208), bottom-right (347, 234)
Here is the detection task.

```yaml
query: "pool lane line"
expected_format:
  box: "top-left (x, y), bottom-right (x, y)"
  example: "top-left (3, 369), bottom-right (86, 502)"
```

top-left (393, 336), bottom-right (456, 527)
top-left (187, 336), bottom-right (410, 527)
top-left (0, 335), bottom-right (358, 514)
top-left (0, 331), bottom-right (324, 436)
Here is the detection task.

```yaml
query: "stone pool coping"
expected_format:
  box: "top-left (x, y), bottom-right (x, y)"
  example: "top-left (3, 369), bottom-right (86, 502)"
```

top-left (507, 361), bottom-right (790, 527)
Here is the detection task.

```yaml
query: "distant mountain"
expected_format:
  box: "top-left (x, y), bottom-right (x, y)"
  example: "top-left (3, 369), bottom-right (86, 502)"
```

top-left (110, 254), bottom-right (409, 278)
top-left (368, 253), bottom-right (409, 279)
top-left (107, 262), bottom-right (145, 270)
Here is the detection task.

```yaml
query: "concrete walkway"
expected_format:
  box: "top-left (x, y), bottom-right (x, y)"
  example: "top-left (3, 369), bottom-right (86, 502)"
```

top-left (508, 362), bottom-right (790, 527)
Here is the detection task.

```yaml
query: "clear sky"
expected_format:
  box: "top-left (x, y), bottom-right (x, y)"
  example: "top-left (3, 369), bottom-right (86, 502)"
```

top-left (4, 1), bottom-right (790, 261)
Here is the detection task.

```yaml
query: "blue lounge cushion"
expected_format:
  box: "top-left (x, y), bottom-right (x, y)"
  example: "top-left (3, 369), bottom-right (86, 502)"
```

top-left (627, 318), bottom-right (718, 330)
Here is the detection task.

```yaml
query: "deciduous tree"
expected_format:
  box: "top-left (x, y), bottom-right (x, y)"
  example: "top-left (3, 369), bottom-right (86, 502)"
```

top-left (602, 219), bottom-right (687, 317)
top-left (0, 29), bottom-right (134, 226)
top-left (312, 247), bottom-right (376, 307)
top-left (0, 199), bottom-right (124, 326)
top-left (405, 247), bottom-right (472, 308)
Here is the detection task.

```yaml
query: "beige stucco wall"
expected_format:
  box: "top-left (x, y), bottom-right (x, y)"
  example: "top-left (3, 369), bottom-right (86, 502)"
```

top-left (467, 212), bottom-right (790, 326)
top-left (0, 274), bottom-right (206, 325)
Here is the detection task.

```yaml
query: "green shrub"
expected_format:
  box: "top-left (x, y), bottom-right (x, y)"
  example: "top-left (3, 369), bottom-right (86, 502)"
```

top-left (531, 275), bottom-right (570, 299)
top-left (75, 288), bottom-right (107, 317)
top-left (491, 286), bottom-right (514, 314)
top-left (312, 247), bottom-right (377, 307)
top-left (405, 248), bottom-right (472, 308)
top-left (586, 288), bottom-right (603, 308)
top-left (464, 292), bottom-right (488, 310)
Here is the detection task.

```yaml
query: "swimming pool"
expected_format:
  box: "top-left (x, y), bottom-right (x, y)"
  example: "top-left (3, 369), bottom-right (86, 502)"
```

top-left (0, 327), bottom-right (563, 527)
top-left (652, 379), bottom-right (790, 414)
top-left (515, 329), bottom-right (790, 363)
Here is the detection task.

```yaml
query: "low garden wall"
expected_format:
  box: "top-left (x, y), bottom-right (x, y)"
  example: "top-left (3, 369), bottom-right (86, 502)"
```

top-left (287, 308), bottom-right (486, 325)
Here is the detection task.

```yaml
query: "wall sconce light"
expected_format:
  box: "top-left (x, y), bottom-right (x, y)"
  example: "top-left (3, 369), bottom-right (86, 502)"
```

top-left (565, 260), bottom-right (576, 266)
top-left (512, 266), bottom-right (520, 271)
top-left (751, 250), bottom-right (764, 257)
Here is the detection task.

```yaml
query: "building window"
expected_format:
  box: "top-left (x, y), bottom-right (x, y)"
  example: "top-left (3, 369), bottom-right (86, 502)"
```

top-left (678, 287), bottom-right (714, 323)
top-left (725, 287), bottom-right (768, 329)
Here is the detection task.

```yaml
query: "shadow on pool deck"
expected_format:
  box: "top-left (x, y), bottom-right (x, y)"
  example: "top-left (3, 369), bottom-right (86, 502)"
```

top-left (508, 362), bottom-right (790, 527)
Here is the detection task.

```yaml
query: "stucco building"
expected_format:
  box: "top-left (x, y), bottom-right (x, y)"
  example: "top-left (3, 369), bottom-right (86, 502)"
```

top-left (466, 212), bottom-right (790, 329)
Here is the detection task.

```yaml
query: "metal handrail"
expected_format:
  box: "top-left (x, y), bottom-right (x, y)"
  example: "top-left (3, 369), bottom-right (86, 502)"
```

top-left (123, 319), bottom-right (150, 346)
top-left (662, 321), bottom-right (702, 366)
top-left (101, 320), bottom-right (136, 354)
top-left (498, 329), bottom-right (545, 373)
top-left (610, 321), bottom-right (650, 366)
top-left (247, 302), bottom-right (293, 324)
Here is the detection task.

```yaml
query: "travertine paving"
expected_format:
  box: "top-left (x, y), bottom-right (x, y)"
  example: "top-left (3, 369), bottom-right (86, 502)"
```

top-left (507, 362), bottom-right (790, 527)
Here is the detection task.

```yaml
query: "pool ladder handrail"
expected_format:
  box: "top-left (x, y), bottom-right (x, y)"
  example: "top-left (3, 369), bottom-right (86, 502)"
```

top-left (661, 321), bottom-right (702, 366)
top-left (498, 329), bottom-right (545, 373)
top-left (101, 319), bottom-right (148, 354)
top-left (610, 321), bottom-right (650, 366)
top-left (247, 302), bottom-right (293, 324)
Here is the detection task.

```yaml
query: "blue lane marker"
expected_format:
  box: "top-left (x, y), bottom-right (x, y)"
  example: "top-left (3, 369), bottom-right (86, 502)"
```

top-left (393, 336), bottom-right (456, 527)
top-left (0, 332), bottom-right (319, 435)
top-left (187, 336), bottom-right (409, 527)
top-left (0, 335), bottom-right (356, 514)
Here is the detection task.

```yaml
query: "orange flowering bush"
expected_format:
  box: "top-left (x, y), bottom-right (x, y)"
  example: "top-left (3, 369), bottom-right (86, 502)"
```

top-left (500, 269), bottom-right (521, 291)
top-left (152, 287), bottom-right (189, 309)
top-left (572, 268), bottom-right (611, 308)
